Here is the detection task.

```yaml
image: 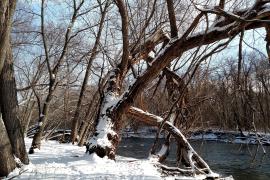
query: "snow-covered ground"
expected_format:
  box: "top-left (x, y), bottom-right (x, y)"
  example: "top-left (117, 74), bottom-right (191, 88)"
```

top-left (7, 138), bottom-right (162, 180)
top-left (5, 138), bottom-right (234, 180)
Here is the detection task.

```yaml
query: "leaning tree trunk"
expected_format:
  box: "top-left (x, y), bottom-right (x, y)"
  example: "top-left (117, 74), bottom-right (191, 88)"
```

top-left (86, 87), bottom-right (123, 159)
top-left (22, 101), bottom-right (35, 136)
top-left (87, 0), bottom-right (270, 164)
top-left (0, 42), bottom-right (29, 165)
top-left (29, 94), bottom-right (52, 154)
top-left (0, 107), bottom-right (16, 177)
top-left (70, 2), bottom-right (108, 143)
top-left (0, 0), bottom-right (29, 177)
top-left (29, 0), bottom-right (86, 153)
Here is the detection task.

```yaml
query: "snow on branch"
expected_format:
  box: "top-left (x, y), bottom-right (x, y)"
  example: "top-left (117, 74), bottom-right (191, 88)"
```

top-left (187, 1), bottom-right (270, 40)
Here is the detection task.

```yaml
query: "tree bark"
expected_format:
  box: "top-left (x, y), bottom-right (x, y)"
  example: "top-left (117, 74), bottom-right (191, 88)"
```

top-left (0, 43), bottom-right (29, 164)
top-left (23, 101), bottom-right (35, 136)
top-left (28, 93), bottom-right (51, 153)
top-left (0, 0), bottom-right (29, 176)
top-left (0, 0), bottom-right (13, 73)
top-left (0, 108), bottom-right (16, 177)
top-left (265, 25), bottom-right (270, 63)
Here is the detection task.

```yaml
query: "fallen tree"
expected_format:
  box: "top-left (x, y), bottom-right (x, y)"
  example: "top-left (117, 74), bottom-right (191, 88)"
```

top-left (127, 106), bottom-right (215, 176)
top-left (85, 0), bottom-right (270, 178)
top-left (87, 0), bottom-right (270, 153)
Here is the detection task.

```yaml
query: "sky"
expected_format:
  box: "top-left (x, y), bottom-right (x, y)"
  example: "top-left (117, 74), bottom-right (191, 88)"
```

top-left (13, 0), bottom-right (269, 91)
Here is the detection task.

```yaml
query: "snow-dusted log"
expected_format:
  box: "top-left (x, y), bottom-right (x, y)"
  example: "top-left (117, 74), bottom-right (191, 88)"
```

top-left (127, 106), bottom-right (216, 177)
top-left (158, 164), bottom-right (193, 177)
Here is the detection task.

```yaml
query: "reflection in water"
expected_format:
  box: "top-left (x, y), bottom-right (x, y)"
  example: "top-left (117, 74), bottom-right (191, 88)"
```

top-left (117, 138), bottom-right (270, 180)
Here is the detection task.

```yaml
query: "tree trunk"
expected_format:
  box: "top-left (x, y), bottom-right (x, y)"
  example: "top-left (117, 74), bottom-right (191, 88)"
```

top-left (29, 0), bottom-right (86, 152)
top-left (23, 101), bottom-right (35, 136)
top-left (70, 3), bottom-right (108, 143)
top-left (77, 89), bottom-right (100, 146)
top-left (29, 95), bottom-right (51, 154)
top-left (0, 1), bottom-right (28, 176)
top-left (86, 0), bottom-right (270, 170)
top-left (78, 121), bottom-right (93, 147)
top-left (0, 43), bottom-right (29, 164)
top-left (0, 109), bottom-right (16, 177)
top-left (86, 89), bottom-right (123, 159)
top-left (0, 0), bottom-right (14, 72)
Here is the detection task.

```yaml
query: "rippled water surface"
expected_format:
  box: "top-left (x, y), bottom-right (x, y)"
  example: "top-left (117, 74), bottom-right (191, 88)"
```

top-left (117, 138), bottom-right (270, 180)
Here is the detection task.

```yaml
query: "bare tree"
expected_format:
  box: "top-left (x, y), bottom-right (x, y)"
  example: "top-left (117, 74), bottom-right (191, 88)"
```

top-left (70, 1), bottom-right (110, 144)
top-left (29, 0), bottom-right (86, 153)
top-left (0, 0), bottom-right (29, 176)
top-left (85, 0), bottom-right (270, 176)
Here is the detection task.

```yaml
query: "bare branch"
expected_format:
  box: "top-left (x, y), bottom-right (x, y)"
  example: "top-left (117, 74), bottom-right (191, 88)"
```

top-left (115, 0), bottom-right (129, 76)
top-left (166, 0), bottom-right (178, 38)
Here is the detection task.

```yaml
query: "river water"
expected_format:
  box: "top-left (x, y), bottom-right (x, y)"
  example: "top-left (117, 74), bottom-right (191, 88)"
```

top-left (117, 138), bottom-right (270, 180)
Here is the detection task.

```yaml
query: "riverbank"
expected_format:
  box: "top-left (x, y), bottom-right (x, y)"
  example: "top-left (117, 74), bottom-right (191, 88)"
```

top-left (6, 138), bottom-right (162, 179)
top-left (118, 138), bottom-right (270, 180)
top-left (6, 138), bottom-right (233, 180)
top-left (121, 127), bottom-right (270, 146)
top-left (190, 129), bottom-right (270, 146)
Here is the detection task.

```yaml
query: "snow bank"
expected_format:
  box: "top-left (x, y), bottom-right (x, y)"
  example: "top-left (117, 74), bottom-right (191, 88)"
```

top-left (6, 138), bottom-right (162, 180)
top-left (5, 138), bottom-right (234, 179)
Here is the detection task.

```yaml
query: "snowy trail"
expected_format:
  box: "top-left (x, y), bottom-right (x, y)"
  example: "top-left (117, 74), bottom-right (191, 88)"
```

top-left (7, 138), bottom-right (162, 180)
top-left (6, 138), bottom-right (234, 180)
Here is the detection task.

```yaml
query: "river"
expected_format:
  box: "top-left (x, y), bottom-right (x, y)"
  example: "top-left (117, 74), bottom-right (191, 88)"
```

top-left (117, 138), bottom-right (270, 180)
